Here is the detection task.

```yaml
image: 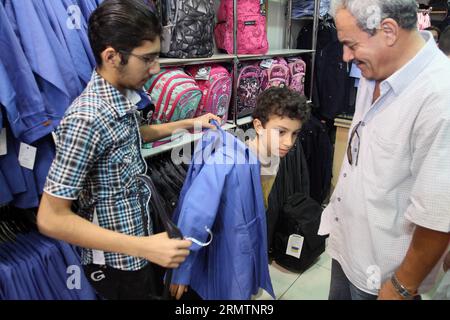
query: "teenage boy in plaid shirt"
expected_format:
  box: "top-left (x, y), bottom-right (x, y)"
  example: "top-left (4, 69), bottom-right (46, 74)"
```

top-left (37, 0), bottom-right (220, 300)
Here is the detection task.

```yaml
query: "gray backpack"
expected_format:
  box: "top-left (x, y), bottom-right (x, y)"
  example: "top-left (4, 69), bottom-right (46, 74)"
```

top-left (161, 0), bottom-right (215, 58)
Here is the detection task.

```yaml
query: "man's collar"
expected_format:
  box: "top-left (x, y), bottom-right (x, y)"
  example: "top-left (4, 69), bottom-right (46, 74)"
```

top-left (89, 70), bottom-right (141, 118)
top-left (382, 31), bottom-right (438, 96)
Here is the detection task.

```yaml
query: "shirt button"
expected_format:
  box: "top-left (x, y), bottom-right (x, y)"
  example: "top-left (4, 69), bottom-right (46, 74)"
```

top-left (343, 173), bottom-right (347, 178)
top-left (337, 197), bottom-right (342, 202)
top-left (354, 148), bottom-right (358, 152)
top-left (335, 217), bottom-right (339, 222)
top-left (361, 122), bottom-right (366, 127)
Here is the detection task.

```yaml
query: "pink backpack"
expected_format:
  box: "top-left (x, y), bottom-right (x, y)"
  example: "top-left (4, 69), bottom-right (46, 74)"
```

top-left (145, 68), bottom-right (202, 146)
top-left (288, 58), bottom-right (306, 95)
top-left (215, 0), bottom-right (269, 54)
top-left (261, 58), bottom-right (290, 90)
top-left (186, 65), bottom-right (232, 121)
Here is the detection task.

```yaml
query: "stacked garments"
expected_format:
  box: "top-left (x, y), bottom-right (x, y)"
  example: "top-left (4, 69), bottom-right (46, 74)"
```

top-left (0, 211), bottom-right (97, 301)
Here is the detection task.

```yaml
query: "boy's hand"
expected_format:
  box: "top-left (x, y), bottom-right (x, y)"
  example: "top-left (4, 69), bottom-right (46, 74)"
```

top-left (191, 113), bottom-right (222, 130)
top-left (140, 232), bottom-right (191, 268)
top-left (170, 284), bottom-right (188, 300)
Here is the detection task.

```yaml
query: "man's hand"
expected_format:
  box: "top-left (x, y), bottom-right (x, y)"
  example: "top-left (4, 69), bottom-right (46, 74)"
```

top-left (378, 279), bottom-right (406, 300)
top-left (139, 232), bottom-right (191, 269)
top-left (443, 251), bottom-right (450, 272)
top-left (191, 113), bottom-right (222, 130)
top-left (170, 284), bottom-right (188, 300)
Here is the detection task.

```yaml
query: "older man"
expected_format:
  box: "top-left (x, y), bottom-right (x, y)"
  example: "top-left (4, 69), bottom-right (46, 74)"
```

top-left (320, 0), bottom-right (450, 300)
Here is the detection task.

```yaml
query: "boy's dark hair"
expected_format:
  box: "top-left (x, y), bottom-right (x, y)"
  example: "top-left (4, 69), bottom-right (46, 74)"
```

top-left (439, 26), bottom-right (450, 56)
top-left (252, 87), bottom-right (311, 126)
top-left (88, 0), bottom-right (162, 66)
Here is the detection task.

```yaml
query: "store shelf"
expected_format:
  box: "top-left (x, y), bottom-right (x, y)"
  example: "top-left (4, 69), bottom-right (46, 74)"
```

top-left (141, 121), bottom-right (236, 158)
top-left (237, 49), bottom-right (315, 61)
top-left (159, 54), bottom-right (235, 67)
top-left (236, 116), bottom-right (253, 126)
top-left (292, 16), bottom-right (314, 21)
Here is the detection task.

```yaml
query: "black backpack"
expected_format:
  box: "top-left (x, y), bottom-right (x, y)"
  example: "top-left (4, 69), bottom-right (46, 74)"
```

top-left (272, 192), bottom-right (327, 273)
top-left (160, 0), bottom-right (215, 58)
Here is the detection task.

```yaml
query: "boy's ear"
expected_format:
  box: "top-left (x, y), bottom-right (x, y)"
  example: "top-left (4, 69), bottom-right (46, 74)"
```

top-left (253, 119), bottom-right (264, 135)
top-left (101, 47), bottom-right (121, 68)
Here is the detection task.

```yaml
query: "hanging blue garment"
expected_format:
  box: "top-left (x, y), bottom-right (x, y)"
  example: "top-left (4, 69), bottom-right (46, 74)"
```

top-left (4, 0), bottom-right (83, 127)
top-left (75, 0), bottom-right (98, 19)
top-left (0, 7), bottom-right (51, 143)
top-left (16, 234), bottom-right (77, 300)
top-left (11, 137), bottom-right (39, 209)
top-left (0, 241), bottom-right (48, 299)
top-left (0, 263), bottom-right (21, 300)
top-left (0, 232), bottom-right (97, 300)
top-left (292, 0), bottom-right (330, 18)
top-left (171, 126), bottom-right (275, 300)
top-left (0, 170), bottom-right (13, 205)
top-left (62, 0), bottom-right (97, 67)
top-left (32, 135), bottom-right (55, 197)
top-left (40, 0), bottom-right (94, 86)
top-left (32, 233), bottom-right (97, 300)
top-left (0, 124), bottom-right (27, 196)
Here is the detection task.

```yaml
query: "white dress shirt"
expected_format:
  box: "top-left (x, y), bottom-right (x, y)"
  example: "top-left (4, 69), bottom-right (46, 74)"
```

top-left (319, 31), bottom-right (450, 295)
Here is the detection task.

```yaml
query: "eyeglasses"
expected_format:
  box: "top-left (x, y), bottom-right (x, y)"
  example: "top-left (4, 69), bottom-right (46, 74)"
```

top-left (119, 50), bottom-right (159, 67)
top-left (347, 121), bottom-right (362, 166)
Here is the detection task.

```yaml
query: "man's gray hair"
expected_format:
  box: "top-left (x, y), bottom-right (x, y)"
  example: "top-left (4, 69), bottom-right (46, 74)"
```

top-left (330, 0), bottom-right (418, 35)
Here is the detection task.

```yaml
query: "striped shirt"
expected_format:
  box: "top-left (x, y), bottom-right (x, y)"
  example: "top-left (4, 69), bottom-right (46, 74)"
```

top-left (319, 31), bottom-right (450, 295)
top-left (44, 70), bottom-right (151, 271)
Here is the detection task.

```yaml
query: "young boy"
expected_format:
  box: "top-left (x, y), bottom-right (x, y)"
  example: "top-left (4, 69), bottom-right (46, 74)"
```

top-left (169, 87), bottom-right (311, 300)
top-left (248, 86), bottom-right (311, 208)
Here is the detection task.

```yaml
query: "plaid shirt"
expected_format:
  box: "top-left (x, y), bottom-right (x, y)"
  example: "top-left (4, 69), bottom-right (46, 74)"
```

top-left (44, 71), bottom-right (152, 271)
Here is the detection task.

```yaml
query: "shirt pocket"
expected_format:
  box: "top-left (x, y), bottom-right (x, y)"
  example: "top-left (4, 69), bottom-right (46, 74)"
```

top-left (108, 145), bottom-right (134, 191)
top-left (368, 132), bottom-right (410, 190)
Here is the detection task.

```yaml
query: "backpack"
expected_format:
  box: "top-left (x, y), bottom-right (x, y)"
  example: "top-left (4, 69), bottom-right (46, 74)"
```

top-left (260, 57), bottom-right (290, 91)
top-left (215, 0), bottom-right (269, 54)
top-left (160, 0), bottom-right (215, 58)
top-left (272, 192), bottom-right (327, 273)
top-left (288, 58), bottom-right (306, 95)
top-left (145, 69), bottom-right (202, 146)
top-left (236, 64), bottom-right (262, 118)
top-left (185, 65), bottom-right (232, 120)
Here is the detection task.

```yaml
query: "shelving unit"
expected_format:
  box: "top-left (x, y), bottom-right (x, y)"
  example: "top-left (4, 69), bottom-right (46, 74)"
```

top-left (143, 0), bottom-right (320, 159)
top-left (237, 49), bottom-right (315, 61)
top-left (141, 121), bottom-right (236, 158)
top-left (159, 54), bottom-right (235, 67)
top-left (236, 116), bottom-right (254, 127)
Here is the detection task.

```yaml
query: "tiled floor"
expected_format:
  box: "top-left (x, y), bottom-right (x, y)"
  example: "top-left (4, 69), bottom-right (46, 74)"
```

top-left (253, 251), bottom-right (444, 300)
top-left (254, 252), bottom-right (332, 300)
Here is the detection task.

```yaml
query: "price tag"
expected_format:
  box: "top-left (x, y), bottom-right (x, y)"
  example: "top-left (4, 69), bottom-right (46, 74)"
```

top-left (286, 234), bottom-right (304, 259)
top-left (260, 59), bottom-right (274, 69)
top-left (195, 67), bottom-right (211, 80)
top-left (19, 143), bottom-right (37, 170)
